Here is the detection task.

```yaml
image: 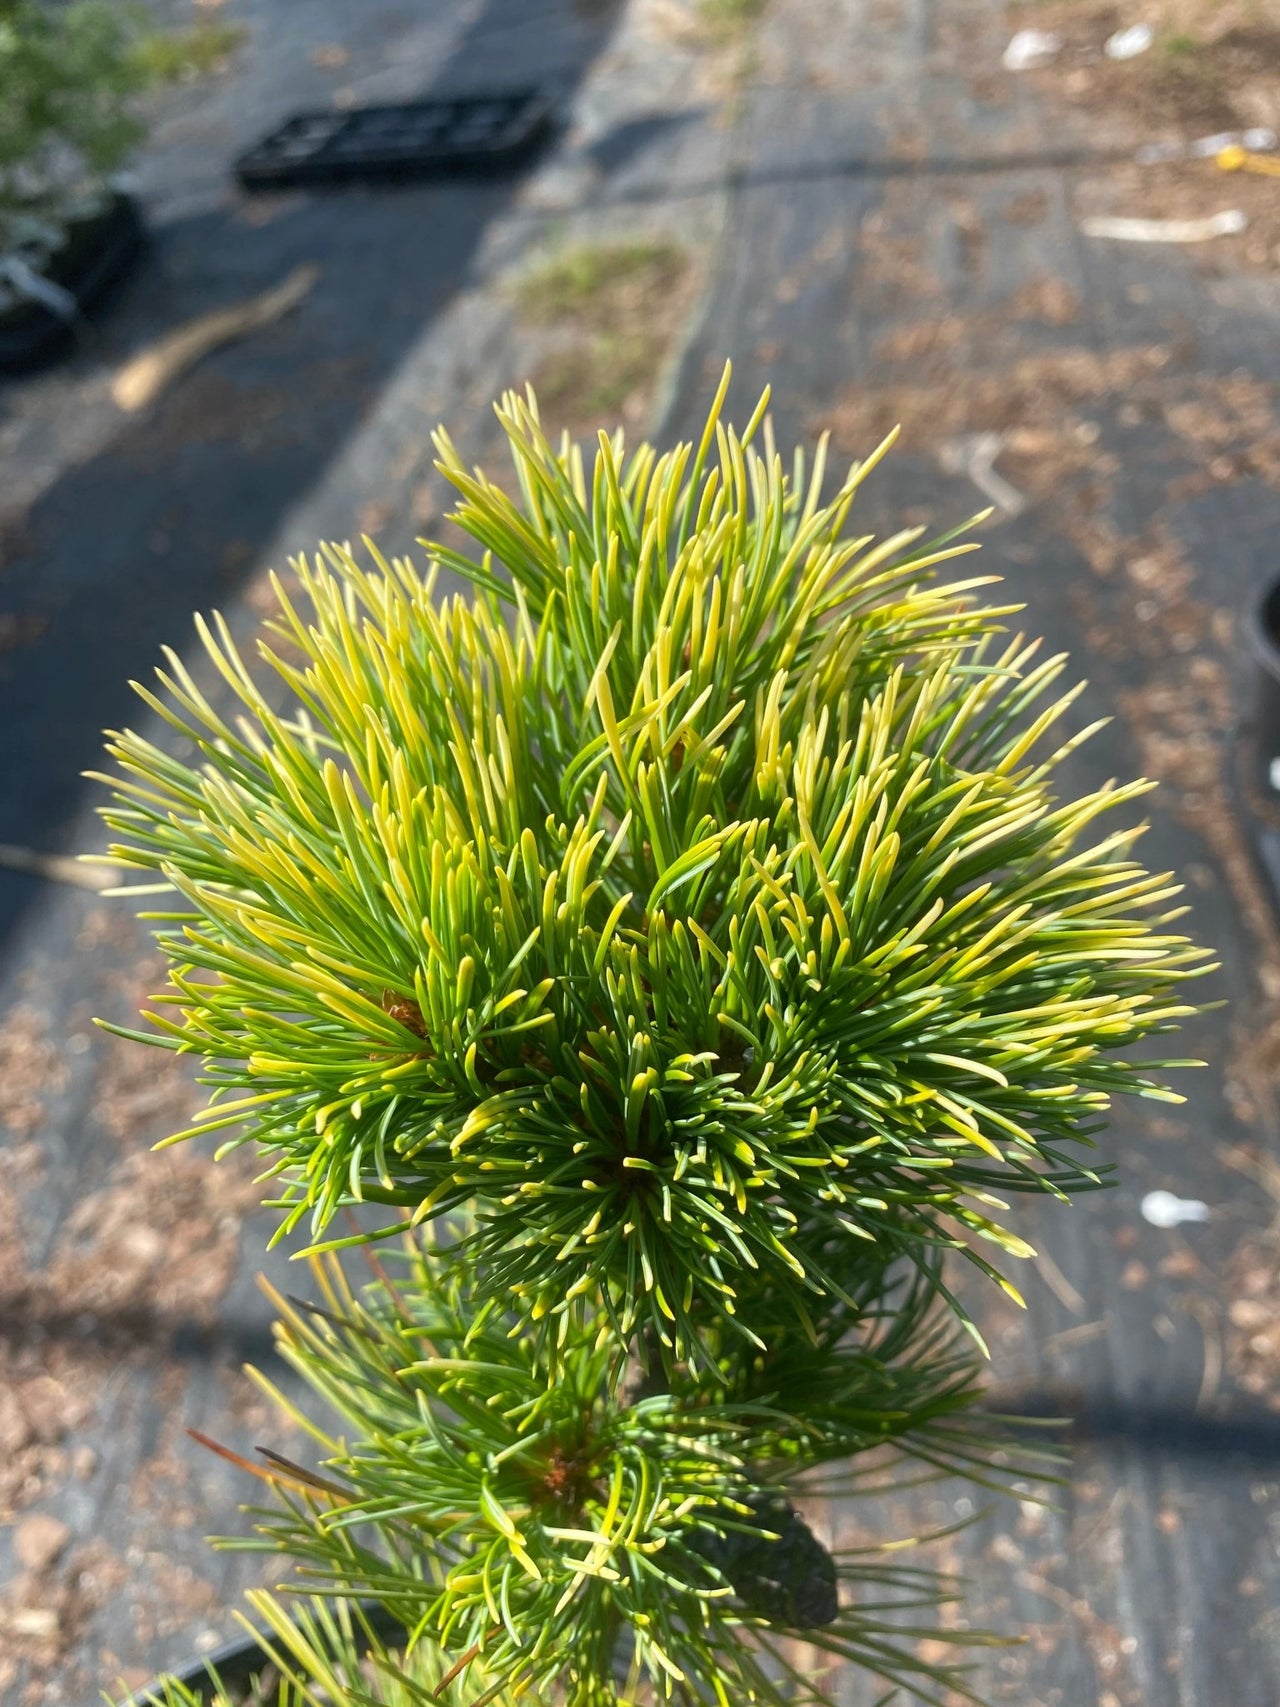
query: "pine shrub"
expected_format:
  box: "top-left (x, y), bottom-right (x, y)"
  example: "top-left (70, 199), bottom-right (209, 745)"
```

top-left (101, 372), bottom-right (1209, 1706)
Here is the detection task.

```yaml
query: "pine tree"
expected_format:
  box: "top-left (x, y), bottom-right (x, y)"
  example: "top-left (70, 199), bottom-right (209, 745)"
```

top-left (101, 370), bottom-right (1209, 1706)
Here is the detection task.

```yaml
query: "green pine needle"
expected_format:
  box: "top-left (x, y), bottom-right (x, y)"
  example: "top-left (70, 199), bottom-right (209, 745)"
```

top-left (96, 368), bottom-right (1212, 1365)
top-left (114, 1590), bottom-right (530, 1707)
top-left (199, 1239), bottom-right (1033, 1707)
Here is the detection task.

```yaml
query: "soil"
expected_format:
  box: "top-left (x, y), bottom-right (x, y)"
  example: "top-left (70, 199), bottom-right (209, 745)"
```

top-left (1019, 9), bottom-right (1280, 136)
top-left (1006, 0), bottom-right (1280, 275)
top-left (820, 324), bottom-right (1280, 524)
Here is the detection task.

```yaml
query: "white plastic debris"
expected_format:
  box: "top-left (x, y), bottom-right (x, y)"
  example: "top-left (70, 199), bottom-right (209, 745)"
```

top-left (1002, 29), bottom-right (1062, 71)
top-left (1105, 22), bottom-right (1153, 59)
top-left (1140, 1190), bottom-right (1210, 1229)
top-left (0, 255), bottom-right (80, 321)
top-left (1190, 128), bottom-right (1280, 158)
top-left (1136, 128), bottom-right (1277, 166)
top-left (1134, 141), bottom-right (1183, 164)
top-left (938, 433), bottom-right (1027, 517)
top-left (1081, 209), bottom-right (1247, 242)
top-left (1190, 131), bottom-right (1243, 158)
top-left (1268, 756), bottom-right (1280, 793)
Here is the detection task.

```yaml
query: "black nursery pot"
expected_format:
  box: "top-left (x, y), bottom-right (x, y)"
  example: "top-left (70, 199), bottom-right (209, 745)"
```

top-left (0, 192), bottom-right (145, 374)
top-left (122, 1602), bottom-right (405, 1706)
top-left (1249, 574), bottom-right (1280, 780)
top-left (123, 1627), bottom-right (271, 1706)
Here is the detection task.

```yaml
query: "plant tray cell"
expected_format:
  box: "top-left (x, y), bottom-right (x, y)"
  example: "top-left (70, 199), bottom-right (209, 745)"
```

top-left (0, 194), bottom-right (145, 374)
top-left (234, 88), bottom-right (556, 189)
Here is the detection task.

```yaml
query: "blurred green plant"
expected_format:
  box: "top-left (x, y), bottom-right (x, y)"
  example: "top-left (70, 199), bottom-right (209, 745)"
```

top-left (515, 240), bottom-right (691, 419)
top-left (98, 368), bottom-right (1208, 1703)
top-left (0, 0), bottom-right (148, 252)
top-left (697, 0), bottom-right (767, 30)
top-left (0, 2), bottom-right (247, 269)
top-left (515, 242), bottom-right (688, 328)
top-left (131, 18), bottom-right (247, 84)
top-left (1160, 29), bottom-right (1201, 58)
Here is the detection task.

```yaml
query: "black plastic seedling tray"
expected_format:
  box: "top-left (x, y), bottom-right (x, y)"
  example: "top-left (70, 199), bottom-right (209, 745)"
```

top-left (0, 194), bottom-right (145, 373)
top-left (235, 87), bottom-right (556, 190)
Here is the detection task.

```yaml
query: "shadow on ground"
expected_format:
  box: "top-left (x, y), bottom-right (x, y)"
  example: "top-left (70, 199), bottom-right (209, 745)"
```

top-left (0, 0), bottom-right (621, 954)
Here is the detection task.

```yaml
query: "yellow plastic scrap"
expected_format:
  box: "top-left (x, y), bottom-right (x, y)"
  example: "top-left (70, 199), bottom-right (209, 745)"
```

top-left (1217, 144), bottom-right (1280, 177)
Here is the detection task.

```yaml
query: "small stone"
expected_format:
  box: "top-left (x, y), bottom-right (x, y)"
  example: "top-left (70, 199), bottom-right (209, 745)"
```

top-left (1141, 1190), bottom-right (1209, 1229)
top-left (14, 1513), bottom-right (72, 1573)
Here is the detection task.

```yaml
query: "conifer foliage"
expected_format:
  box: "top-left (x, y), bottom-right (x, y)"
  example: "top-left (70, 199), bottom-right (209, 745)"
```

top-left (102, 371), bottom-right (1208, 1706)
